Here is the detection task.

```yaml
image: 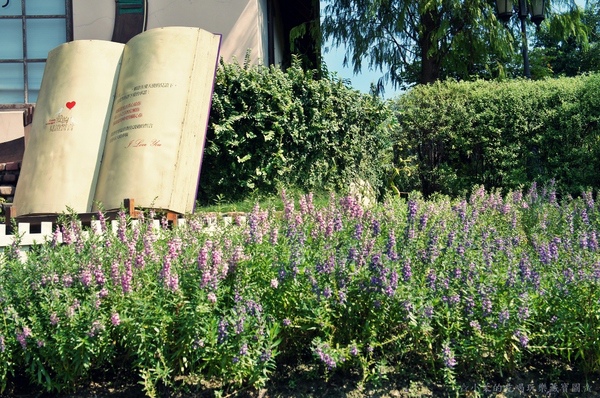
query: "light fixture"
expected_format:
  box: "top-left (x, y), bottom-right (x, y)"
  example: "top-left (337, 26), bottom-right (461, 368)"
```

top-left (531, 0), bottom-right (546, 27)
top-left (495, 0), bottom-right (546, 78)
top-left (496, 0), bottom-right (514, 23)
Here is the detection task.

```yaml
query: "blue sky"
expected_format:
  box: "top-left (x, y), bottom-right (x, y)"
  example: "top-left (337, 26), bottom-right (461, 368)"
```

top-left (318, 0), bottom-right (402, 98)
top-left (321, 41), bottom-right (402, 99)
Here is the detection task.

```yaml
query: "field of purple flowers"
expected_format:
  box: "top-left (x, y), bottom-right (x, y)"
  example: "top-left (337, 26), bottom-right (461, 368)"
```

top-left (0, 184), bottom-right (599, 397)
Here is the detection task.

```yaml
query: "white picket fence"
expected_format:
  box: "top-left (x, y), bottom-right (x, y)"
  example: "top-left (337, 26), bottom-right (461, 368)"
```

top-left (0, 221), bottom-right (57, 247)
top-left (0, 219), bottom-right (178, 249)
top-left (0, 214), bottom-right (244, 251)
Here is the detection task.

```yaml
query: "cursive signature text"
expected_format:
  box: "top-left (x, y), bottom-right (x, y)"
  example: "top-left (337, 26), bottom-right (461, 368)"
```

top-left (126, 139), bottom-right (162, 148)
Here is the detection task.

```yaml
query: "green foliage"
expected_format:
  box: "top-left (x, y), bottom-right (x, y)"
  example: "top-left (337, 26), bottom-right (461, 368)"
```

top-left (531, 2), bottom-right (599, 78)
top-left (321, 0), bottom-right (589, 88)
top-left (392, 74), bottom-right (600, 197)
top-left (2, 187), bottom-right (600, 395)
top-left (198, 57), bottom-right (395, 205)
top-left (0, 210), bottom-right (283, 396)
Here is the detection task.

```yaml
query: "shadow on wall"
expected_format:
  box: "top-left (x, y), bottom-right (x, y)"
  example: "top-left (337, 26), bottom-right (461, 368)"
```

top-left (0, 137), bottom-right (24, 164)
top-left (0, 137), bottom-right (23, 203)
top-left (0, 107), bottom-right (29, 203)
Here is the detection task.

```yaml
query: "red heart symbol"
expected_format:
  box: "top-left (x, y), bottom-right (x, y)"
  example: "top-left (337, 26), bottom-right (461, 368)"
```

top-left (66, 101), bottom-right (76, 110)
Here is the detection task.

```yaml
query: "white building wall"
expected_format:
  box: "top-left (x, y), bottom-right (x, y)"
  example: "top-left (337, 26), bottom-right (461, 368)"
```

top-left (71, 1), bottom-right (114, 41)
top-left (72, 0), bottom-right (272, 65)
top-left (0, 112), bottom-right (27, 143)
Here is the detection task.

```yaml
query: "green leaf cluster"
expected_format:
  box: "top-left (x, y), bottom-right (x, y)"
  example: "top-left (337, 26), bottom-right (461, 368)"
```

top-left (393, 74), bottom-right (600, 197)
top-left (198, 57), bottom-right (395, 205)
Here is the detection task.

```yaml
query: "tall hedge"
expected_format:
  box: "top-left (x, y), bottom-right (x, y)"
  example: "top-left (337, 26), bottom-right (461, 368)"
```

top-left (393, 75), bottom-right (600, 197)
top-left (197, 58), bottom-right (395, 205)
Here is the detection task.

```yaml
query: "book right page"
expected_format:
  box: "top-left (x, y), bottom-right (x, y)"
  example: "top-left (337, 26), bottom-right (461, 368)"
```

top-left (93, 27), bottom-right (221, 214)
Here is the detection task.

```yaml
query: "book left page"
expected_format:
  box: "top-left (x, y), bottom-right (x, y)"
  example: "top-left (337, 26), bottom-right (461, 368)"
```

top-left (13, 40), bottom-right (124, 217)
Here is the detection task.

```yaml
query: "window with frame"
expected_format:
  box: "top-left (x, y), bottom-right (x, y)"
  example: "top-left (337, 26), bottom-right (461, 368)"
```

top-left (0, 0), bottom-right (72, 105)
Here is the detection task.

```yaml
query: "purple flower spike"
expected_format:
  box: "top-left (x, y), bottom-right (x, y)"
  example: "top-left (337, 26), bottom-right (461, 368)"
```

top-left (426, 268), bottom-right (437, 290)
top-left (514, 330), bottom-right (529, 347)
top-left (372, 219), bottom-right (381, 236)
top-left (442, 343), bottom-right (457, 368)
top-left (207, 292), bottom-right (217, 303)
top-left (424, 306), bottom-right (434, 318)
top-left (386, 231), bottom-right (398, 261)
top-left (481, 296), bottom-right (492, 316)
top-left (121, 260), bottom-right (133, 294)
top-left (407, 199), bottom-right (418, 223)
top-left (79, 269), bottom-right (93, 287)
top-left (354, 223), bottom-right (363, 241)
top-left (218, 318), bottom-right (228, 343)
top-left (419, 213), bottom-right (428, 231)
top-left (260, 349), bottom-right (272, 362)
top-left (402, 259), bottom-right (412, 282)
top-left (16, 333), bottom-right (27, 350)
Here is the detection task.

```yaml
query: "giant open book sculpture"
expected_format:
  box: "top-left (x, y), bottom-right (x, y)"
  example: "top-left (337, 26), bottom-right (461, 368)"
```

top-left (12, 27), bottom-right (221, 220)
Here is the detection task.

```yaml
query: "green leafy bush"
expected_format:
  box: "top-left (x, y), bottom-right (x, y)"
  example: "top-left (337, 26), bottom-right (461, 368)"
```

top-left (198, 57), bottom-right (395, 205)
top-left (2, 186), bottom-right (600, 396)
top-left (393, 75), bottom-right (600, 197)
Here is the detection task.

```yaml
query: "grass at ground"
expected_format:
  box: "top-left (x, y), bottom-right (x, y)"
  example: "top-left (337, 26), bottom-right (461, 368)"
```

top-left (5, 362), bottom-right (600, 398)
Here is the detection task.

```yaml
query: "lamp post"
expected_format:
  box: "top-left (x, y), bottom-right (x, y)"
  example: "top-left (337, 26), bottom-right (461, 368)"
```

top-left (496, 0), bottom-right (546, 78)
